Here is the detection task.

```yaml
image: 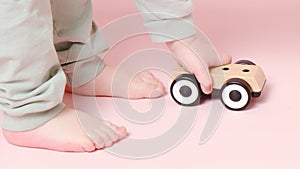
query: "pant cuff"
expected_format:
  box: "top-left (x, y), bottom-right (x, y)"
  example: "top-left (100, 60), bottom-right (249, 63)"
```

top-left (2, 103), bottom-right (65, 132)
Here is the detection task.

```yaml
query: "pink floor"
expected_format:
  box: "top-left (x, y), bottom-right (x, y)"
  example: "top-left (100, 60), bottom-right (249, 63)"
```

top-left (1, 0), bottom-right (300, 168)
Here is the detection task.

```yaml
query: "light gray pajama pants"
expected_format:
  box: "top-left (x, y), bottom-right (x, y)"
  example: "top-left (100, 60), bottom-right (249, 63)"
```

top-left (0, 0), bottom-right (109, 131)
top-left (0, 0), bottom-right (195, 131)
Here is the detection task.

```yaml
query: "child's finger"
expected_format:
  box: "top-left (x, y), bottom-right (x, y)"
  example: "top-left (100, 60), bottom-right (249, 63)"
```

top-left (193, 68), bottom-right (213, 94)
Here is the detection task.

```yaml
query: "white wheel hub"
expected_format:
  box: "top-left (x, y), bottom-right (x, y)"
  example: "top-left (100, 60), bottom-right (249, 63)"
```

top-left (172, 80), bottom-right (199, 105)
top-left (221, 84), bottom-right (249, 109)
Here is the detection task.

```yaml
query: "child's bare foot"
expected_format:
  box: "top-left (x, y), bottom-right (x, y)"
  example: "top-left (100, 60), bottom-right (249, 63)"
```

top-left (2, 107), bottom-right (127, 152)
top-left (66, 65), bottom-right (166, 99)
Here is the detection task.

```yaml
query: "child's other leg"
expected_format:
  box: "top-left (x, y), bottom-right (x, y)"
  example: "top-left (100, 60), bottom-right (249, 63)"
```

top-left (1, 0), bottom-right (126, 152)
top-left (65, 64), bottom-right (166, 99)
top-left (51, 0), bottom-right (165, 99)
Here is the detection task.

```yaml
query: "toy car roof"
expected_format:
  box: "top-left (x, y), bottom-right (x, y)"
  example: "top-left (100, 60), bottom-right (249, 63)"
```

top-left (210, 64), bottom-right (266, 93)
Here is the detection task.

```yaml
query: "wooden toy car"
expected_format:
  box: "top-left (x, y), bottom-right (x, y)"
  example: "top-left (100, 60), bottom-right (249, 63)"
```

top-left (170, 60), bottom-right (266, 110)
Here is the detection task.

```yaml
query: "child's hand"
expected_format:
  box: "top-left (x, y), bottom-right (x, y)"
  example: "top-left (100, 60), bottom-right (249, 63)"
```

top-left (166, 35), bottom-right (232, 94)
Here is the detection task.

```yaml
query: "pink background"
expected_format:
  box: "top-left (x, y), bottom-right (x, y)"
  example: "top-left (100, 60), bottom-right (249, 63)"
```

top-left (1, 0), bottom-right (300, 168)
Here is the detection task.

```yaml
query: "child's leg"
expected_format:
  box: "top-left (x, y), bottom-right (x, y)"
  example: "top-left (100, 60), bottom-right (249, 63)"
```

top-left (50, 0), bottom-right (165, 99)
top-left (0, 0), bottom-right (126, 152)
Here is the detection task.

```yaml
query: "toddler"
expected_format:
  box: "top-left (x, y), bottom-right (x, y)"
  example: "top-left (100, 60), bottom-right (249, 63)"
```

top-left (0, 0), bottom-right (231, 152)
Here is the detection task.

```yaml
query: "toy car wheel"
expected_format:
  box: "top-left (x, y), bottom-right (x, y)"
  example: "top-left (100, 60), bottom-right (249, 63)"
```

top-left (220, 79), bottom-right (251, 110)
top-left (235, 60), bottom-right (256, 65)
top-left (170, 74), bottom-right (202, 106)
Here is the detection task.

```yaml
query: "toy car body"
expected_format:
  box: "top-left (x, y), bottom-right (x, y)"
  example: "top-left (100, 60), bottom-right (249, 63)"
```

top-left (170, 60), bottom-right (266, 110)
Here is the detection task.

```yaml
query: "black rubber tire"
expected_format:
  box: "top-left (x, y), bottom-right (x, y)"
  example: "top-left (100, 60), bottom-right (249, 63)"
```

top-left (235, 60), bottom-right (256, 65)
top-left (170, 74), bottom-right (202, 106)
top-left (220, 79), bottom-right (251, 110)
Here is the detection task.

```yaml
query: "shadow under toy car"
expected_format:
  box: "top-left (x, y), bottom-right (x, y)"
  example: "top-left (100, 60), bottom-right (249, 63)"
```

top-left (170, 60), bottom-right (266, 110)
